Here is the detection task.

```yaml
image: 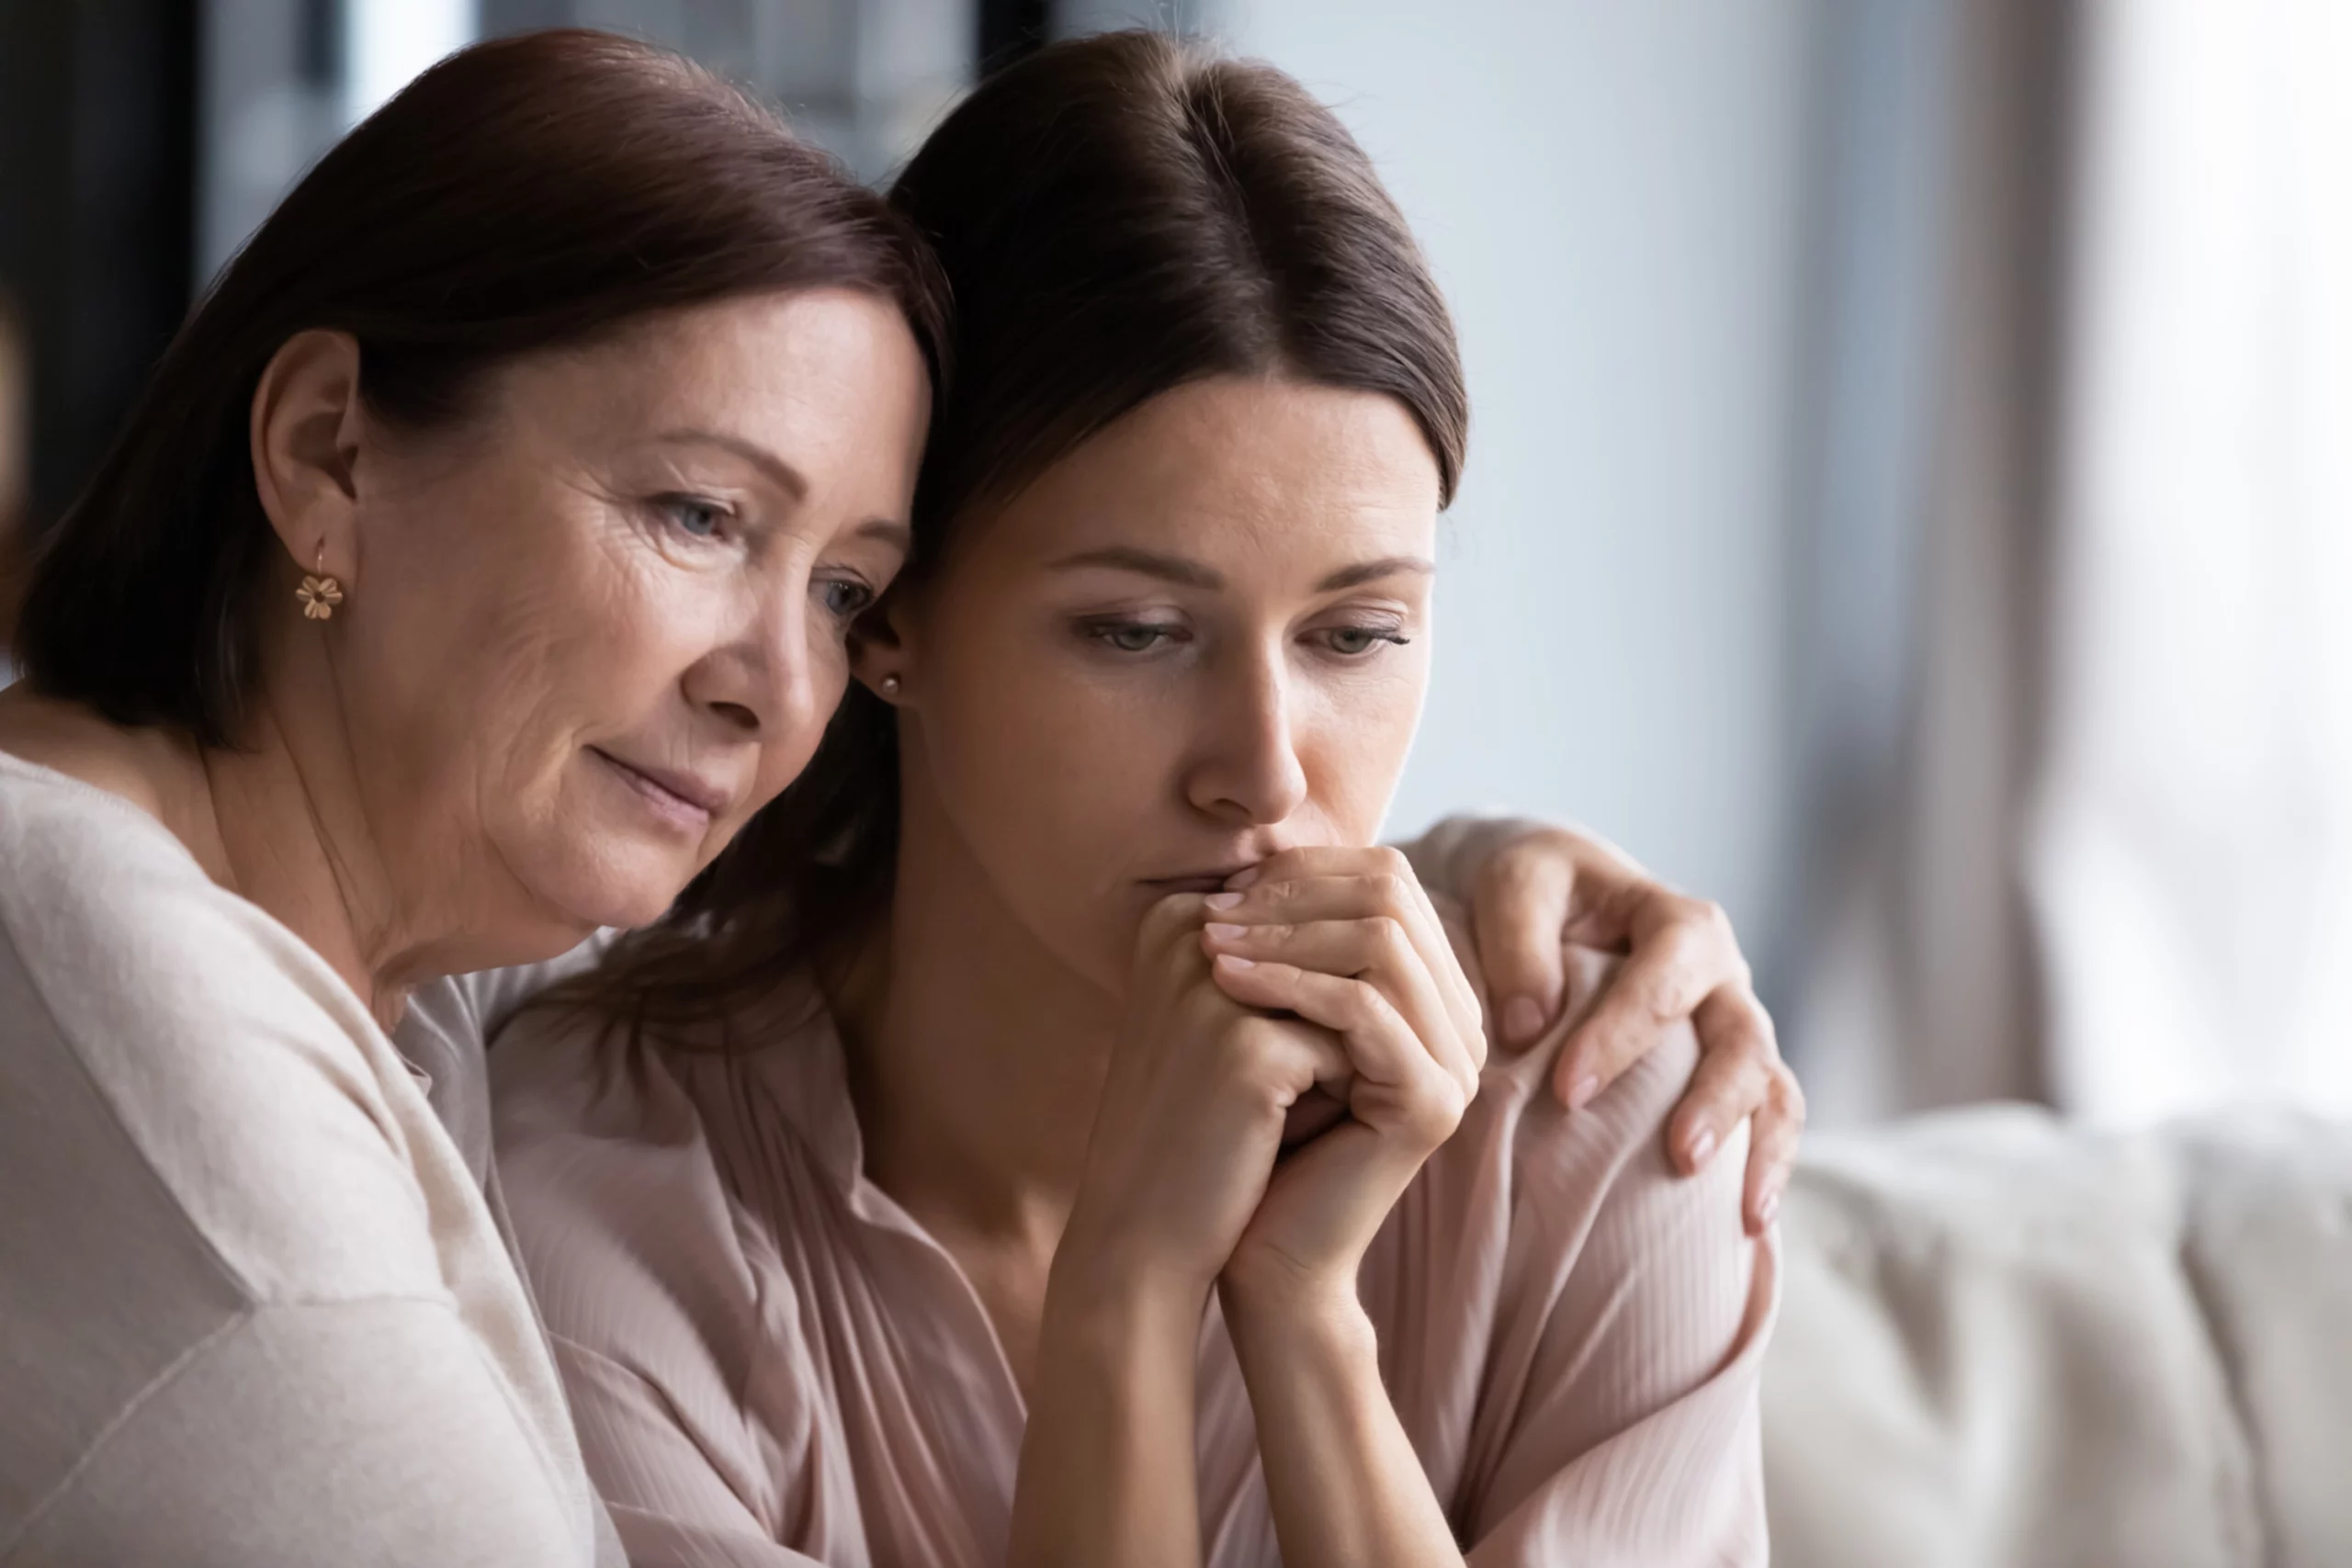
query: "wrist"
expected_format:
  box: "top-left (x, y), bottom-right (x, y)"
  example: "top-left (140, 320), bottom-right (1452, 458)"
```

top-left (1041, 1233), bottom-right (1208, 1358)
top-left (1217, 1255), bottom-right (1374, 1356)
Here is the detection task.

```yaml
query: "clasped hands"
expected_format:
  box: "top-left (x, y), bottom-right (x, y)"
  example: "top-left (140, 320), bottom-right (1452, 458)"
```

top-left (1058, 835), bottom-right (1800, 1319)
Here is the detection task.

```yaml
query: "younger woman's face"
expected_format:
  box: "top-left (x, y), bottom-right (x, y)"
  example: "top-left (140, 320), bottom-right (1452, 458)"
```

top-left (880, 376), bottom-right (1443, 992)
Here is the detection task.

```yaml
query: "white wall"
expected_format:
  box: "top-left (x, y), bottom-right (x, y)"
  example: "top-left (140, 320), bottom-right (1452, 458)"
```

top-left (1206, 1), bottom-right (1816, 942)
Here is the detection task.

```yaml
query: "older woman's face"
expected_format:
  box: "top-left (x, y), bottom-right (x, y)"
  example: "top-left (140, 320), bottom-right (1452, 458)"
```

top-left (323, 290), bottom-right (928, 943)
top-left (880, 376), bottom-right (1442, 992)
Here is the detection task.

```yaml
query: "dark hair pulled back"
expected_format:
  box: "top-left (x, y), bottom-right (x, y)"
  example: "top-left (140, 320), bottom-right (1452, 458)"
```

top-left (590, 28), bottom-right (1467, 1039)
top-left (11, 28), bottom-right (944, 746)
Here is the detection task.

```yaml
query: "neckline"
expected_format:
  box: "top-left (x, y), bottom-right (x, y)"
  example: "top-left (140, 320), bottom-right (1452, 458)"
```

top-left (0, 745), bottom-right (202, 855)
top-left (0, 744), bottom-right (410, 1051)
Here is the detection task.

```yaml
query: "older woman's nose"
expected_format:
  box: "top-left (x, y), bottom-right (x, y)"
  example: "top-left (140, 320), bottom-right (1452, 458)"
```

top-left (1184, 646), bottom-right (1310, 827)
top-left (684, 592), bottom-right (825, 744)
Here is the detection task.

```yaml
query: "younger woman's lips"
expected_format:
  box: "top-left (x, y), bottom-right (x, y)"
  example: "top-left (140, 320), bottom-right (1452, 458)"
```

top-left (1142, 866), bottom-right (1255, 895)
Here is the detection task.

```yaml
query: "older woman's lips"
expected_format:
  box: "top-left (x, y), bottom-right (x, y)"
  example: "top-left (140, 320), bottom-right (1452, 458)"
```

top-left (591, 749), bottom-right (727, 832)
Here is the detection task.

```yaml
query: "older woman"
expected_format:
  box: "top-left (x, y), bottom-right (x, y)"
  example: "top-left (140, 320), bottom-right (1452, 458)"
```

top-left (492, 31), bottom-right (1775, 1568)
top-left (0, 29), bottom-right (1792, 1568)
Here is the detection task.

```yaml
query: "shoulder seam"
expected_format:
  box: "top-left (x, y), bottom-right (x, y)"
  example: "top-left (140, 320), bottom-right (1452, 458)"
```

top-left (0, 906), bottom-right (261, 1308)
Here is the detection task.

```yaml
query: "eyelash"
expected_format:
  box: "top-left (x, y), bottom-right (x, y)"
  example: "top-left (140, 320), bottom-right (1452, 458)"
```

top-left (652, 494), bottom-right (877, 623)
top-left (655, 493), bottom-right (732, 541)
top-left (1081, 619), bottom-right (1412, 658)
top-left (818, 577), bottom-right (876, 621)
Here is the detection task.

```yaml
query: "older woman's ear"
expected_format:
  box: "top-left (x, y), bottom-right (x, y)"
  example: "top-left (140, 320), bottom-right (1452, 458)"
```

top-left (248, 329), bottom-right (369, 587)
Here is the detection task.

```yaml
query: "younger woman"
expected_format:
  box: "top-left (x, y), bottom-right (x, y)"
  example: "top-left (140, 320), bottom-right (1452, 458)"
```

top-left (492, 32), bottom-right (1773, 1566)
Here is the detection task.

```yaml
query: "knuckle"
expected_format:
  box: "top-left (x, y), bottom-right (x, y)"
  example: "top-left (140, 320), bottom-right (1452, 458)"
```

top-left (1774, 1066), bottom-right (1809, 1129)
top-left (1717, 1054), bottom-right (1775, 1112)
top-left (1333, 976), bottom-right (1381, 1029)
top-left (1689, 898), bottom-right (1755, 984)
top-left (1408, 1072), bottom-right (1469, 1140)
top-left (1710, 1011), bottom-right (1771, 1067)
top-left (1498, 826), bottom-right (1575, 874)
top-left (1639, 965), bottom-right (1687, 1025)
top-left (1372, 844), bottom-right (1415, 883)
top-left (1223, 1016), bottom-right (1282, 1075)
top-left (1369, 869), bottom-right (1415, 916)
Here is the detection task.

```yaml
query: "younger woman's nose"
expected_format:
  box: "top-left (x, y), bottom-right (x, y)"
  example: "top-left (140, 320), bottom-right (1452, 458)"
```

top-left (1182, 648), bottom-right (1310, 827)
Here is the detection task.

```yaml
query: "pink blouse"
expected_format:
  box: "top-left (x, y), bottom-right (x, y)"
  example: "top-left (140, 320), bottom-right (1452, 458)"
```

top-left (490, 950), bottom-right (1775, 1567)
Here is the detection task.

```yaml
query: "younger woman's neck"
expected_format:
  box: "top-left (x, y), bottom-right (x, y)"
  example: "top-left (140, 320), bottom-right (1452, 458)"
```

top-left (846, 779), bottom-right (1123, 1255)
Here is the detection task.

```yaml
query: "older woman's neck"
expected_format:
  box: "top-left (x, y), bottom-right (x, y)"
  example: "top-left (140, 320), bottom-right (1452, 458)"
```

top-left (199, 703), bottom-right (436, 1032)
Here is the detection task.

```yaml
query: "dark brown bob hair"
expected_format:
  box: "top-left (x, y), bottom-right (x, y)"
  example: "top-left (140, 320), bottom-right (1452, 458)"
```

top-left (585, 28), bottom-right (1469, 1039)
top-left (10, 28), bottom-right (944, 747)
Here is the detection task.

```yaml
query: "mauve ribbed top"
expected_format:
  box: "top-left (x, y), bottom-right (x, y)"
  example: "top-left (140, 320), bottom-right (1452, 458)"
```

top-left (490, 944), bottom-right (1775, 1568)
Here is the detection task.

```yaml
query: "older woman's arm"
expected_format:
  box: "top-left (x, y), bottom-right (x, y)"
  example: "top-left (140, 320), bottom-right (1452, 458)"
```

top-left (0, 844), bottom-right (594, 1567)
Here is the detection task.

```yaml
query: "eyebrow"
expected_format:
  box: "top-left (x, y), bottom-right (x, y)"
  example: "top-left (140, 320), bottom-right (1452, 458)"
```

top-left (654, 428), bottom-right (810, 502)
top-left (1048, 546), bottom-right (1435, 593)
top-left (856, 518), bottom-right (914, 554)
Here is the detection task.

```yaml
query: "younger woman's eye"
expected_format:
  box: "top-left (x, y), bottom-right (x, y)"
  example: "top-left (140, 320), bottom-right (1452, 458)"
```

top-left (1320, 625), bottom-right (1412, 657)
top-left (659, 495), bottom-right (729, 539)
top-left (1089, 620), bottom-right (1183, 653)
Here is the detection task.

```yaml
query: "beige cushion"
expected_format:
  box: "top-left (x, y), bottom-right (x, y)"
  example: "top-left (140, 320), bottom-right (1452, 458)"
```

top-left (1764, 1106), bottom-right (2352, 1568)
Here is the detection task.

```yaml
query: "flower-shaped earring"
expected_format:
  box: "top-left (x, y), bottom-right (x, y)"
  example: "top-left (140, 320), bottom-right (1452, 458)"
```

top-left (297, 544), bottom-right (344, 621)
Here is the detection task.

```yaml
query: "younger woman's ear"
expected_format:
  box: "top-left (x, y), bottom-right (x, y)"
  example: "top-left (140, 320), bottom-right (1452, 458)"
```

top-left (249, 329), bottom-right (368, 581)
top-left (849, 597), bottom-right (909, 699)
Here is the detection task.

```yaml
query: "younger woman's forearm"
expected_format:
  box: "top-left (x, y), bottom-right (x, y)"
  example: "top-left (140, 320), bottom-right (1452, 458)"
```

top-left (1008, 1258), bottom-right (1205, 1568)
top-left (1220, 1275), bottom-right (1465, 1568)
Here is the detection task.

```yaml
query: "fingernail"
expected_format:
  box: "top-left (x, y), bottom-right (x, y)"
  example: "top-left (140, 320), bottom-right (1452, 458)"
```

top-left (1204, 922), bottom-right (1248, 942)
top-left (1502, 996), bottom-right (1544, 1043)
top-left (1686, 1127), bottom-right (1717, 1170)
top-left (1204, 891), bottom-right (1245, 911)
top-left (1215, 953), bottom-right (1257, 971)
top-left (1757, 1183), bottom-right (1783, 1226)
top-left (1226, 864), bottom-right (1261, 890)
top-left (1566, 1075), bottom-right (1600, 1111)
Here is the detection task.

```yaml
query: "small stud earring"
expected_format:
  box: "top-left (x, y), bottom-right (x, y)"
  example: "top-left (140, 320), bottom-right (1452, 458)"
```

top-left (879, 673), bottom-right (902, 697)
top-left (297, 544), bottom-right (344, 621)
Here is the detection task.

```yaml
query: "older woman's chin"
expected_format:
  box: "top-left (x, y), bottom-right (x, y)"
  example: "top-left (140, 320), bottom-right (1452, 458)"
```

top-left (488, 750), bottom-right (760, 933)
top-left (498, 829), bottom-right (713, 942)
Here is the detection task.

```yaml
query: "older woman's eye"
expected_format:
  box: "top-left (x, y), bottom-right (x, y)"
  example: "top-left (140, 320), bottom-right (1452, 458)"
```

top-left (817, 577), bottom-right (875, 619)
top-left (658, 495), bottom-right (729, 538)
top-left (1320, 625), bottom-right (1412, 657)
